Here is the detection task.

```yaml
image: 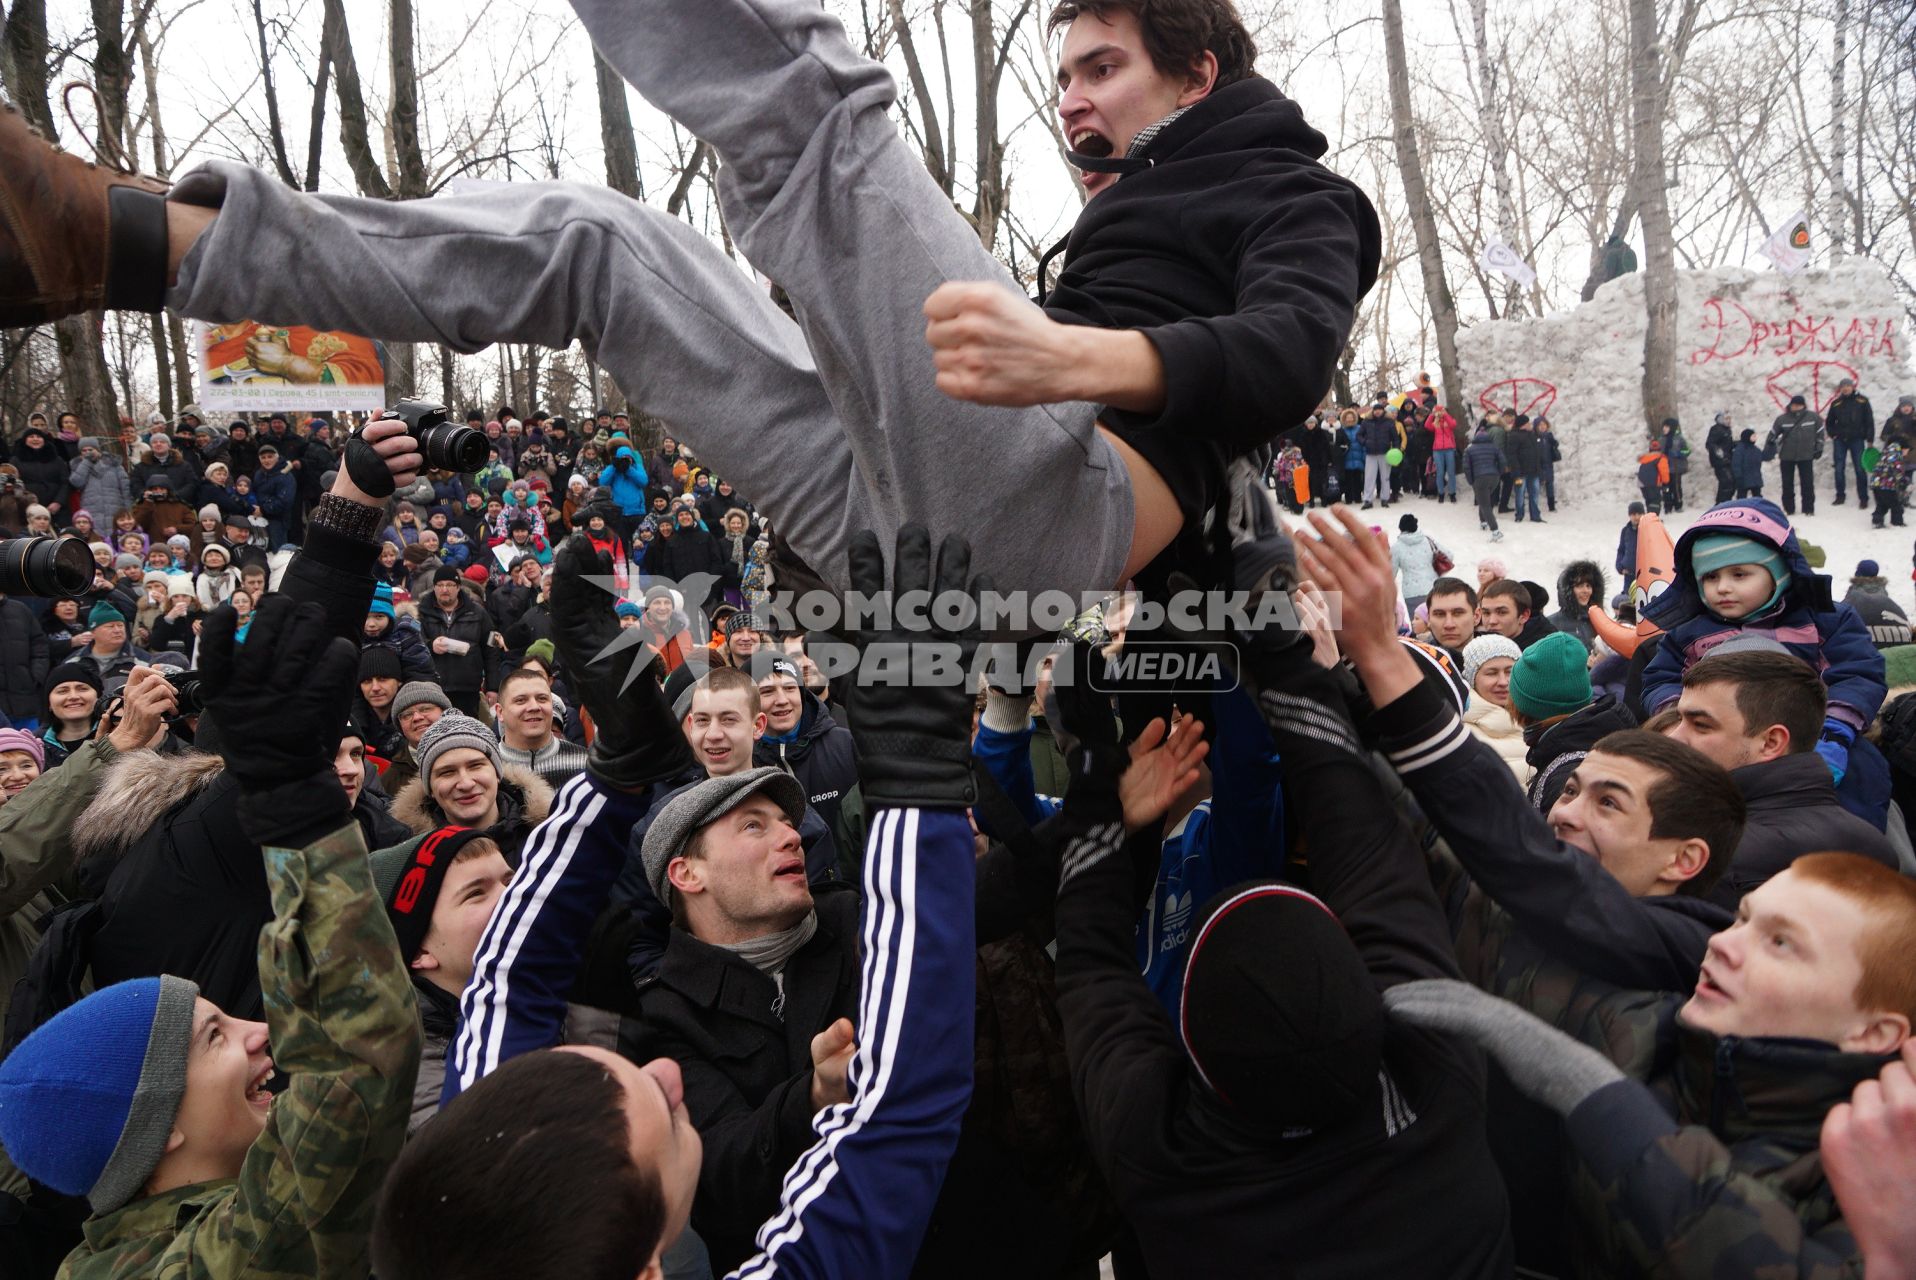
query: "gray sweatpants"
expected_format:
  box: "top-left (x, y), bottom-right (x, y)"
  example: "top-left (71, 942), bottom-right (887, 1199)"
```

top-left (166, 0), bottom-right (1134, 601)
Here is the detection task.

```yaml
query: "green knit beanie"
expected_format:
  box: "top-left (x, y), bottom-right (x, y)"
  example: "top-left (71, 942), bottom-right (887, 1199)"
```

top-left (1508, 632), bottom-right (1593, 721)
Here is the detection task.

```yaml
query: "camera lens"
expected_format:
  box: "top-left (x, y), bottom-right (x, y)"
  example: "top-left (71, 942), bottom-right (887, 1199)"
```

top-left (420, 421), bottom-right (489, 473)
top-left (0, 535), bottom-right (95, 598)
top-left (165, 671), bottom-right (207, 717)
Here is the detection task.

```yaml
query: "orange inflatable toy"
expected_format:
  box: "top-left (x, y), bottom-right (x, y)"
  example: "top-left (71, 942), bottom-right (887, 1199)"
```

top-left (1588, 513), bottom-right (1675, 657)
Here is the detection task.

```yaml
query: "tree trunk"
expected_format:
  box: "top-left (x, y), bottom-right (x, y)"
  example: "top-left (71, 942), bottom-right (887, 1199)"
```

top-left (595, 51), bottom-right (643, 200)
top-left (248, 0), bottom-right (299, 185)
top-left (388, 0), bottom-right (429, 198)
top-left (887, 0), bottom-right (951, 192)
top-left (969, 0), bottom-right (1030, 251)
top-left (1828, 0), bottom-right (1849, 261)
top-left (1465, 0), bottom-right (1525, 316)
top-left (1381, 0), bottom-right (1464, 420)
top-left (439, 342), bottom-right (455, 408)
top-left (322, 0), bottom-right (394, 198)
top-left (1629, 0), bottom-right (1678, 433)
top-left (150, 315), bottom-right (175, 419)
top-left (56, 316), bottom-right (122, 433)
top-left (168, 314), bottom-right (194, 410)
top-left (89, 0), bottom-right (133, 159)
top-left (382, 0), bottom-right (429, 404)
top-left (2, 0), bottom-right (56, 137)
top-left (304, 21), bottom-right (333, 191)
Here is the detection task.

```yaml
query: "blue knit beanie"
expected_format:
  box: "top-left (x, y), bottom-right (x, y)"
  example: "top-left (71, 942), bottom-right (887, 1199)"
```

top-left (370, 581), bottom-right (396, 620)
top-left (0, 975), bottom-right (199, 1212)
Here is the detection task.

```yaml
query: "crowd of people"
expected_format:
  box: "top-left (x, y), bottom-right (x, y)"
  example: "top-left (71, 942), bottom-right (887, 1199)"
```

top-left (3, 0), bottom-right (1916, 1274)
top-left (4, 398), bottom-right (1916, 1279)
top-left (1269, 377), bottom-right (1916, 539)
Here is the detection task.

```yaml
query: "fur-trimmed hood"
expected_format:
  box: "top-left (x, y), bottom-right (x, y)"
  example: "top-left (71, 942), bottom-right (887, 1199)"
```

top-left (388, 761), bottom-right (555, 842)
top-left (72, 749), bottom-right (226, 864)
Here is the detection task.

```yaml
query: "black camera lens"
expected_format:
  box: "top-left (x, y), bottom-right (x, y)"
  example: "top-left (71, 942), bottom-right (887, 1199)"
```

top-left (0, 535), bottom-right (95, 598)
top-left (164, 670), bottom-right (206, 717)
top-left (419, 420), bottom-right (488, 472)
top-left (390, 399), bottom-right (488, 473)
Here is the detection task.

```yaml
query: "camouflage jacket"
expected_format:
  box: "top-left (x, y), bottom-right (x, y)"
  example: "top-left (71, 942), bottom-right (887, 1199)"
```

top-left (58, 820), bottom-right (420, 1280)
top-left (1469, 917), bottom-right (1887, 1278)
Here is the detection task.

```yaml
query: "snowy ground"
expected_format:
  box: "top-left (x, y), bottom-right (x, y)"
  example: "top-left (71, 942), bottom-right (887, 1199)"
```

top-left (1292, 483), bottom-right (1914, 615)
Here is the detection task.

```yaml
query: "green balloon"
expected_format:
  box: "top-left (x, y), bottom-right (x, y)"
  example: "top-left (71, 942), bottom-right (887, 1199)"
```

top-left (1385, 447), bottom-right (1404, 466)
top-left (1863, 447), bottom-right (1882, 473)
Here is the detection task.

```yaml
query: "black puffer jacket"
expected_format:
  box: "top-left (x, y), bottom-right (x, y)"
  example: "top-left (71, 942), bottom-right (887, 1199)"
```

top-left (419, 592), bottom-right (500, 694)
top-left (1039, 76), bottom-right (1381, 525)
top-left (10, 436), bottom-right (71, 514)
top-left (1717, 754), bottom-right (1899, 906)
top-left (0, 597), bottom-right (50, 722)
top-left (73, 753), bottom-right (273, 1020)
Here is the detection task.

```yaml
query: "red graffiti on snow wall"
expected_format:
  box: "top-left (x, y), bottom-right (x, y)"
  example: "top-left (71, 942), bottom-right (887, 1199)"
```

top-left (1478, 377), bottom-right (1558, 419)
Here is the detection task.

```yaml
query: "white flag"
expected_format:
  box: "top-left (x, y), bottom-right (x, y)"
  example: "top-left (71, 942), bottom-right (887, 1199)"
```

top-left (1757, 211), bottom-right (1811, 275)
top-left (1477, 239), bottom-right (1537, 288)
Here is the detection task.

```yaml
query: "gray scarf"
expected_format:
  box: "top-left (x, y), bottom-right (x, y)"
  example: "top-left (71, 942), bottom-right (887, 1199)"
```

top-left (717, 911), bottom-right (820, 1016)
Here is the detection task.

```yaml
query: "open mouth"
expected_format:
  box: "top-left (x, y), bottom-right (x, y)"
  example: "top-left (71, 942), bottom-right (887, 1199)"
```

top-left (773, 859), bottom-right (806, 882)
top-left (245, 1061), bottom-right (275, 1110)
top-left (1694, 966), bottom-right (1728, 1001)
top-left (1070, 129), bottom-right (1114, 160)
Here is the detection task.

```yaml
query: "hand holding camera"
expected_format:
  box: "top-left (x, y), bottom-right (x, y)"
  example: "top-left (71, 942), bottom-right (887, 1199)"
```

top-left (339, 401), bottom-right (486, 502)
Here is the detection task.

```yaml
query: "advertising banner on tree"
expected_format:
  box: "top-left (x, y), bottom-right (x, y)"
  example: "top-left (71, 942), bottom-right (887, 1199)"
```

top-left (194, 320), bottom-right (388, 413)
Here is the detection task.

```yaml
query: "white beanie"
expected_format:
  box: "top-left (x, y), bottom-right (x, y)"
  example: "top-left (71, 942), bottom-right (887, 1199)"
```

top-left (1462, 634), bottom-right (1523, 691)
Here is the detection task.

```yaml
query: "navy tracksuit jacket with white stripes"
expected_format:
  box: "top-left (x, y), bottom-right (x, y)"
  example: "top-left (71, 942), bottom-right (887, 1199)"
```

top-left (445, 772), bottom-right (976, 1279)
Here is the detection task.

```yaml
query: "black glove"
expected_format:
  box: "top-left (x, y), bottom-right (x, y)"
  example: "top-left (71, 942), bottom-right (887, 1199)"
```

top-left (197, 593), bottom-right (357, 846)
top-left (1044, 640), bottom-right (1126, 827)
top-left (846, 525), bottom-right (989, 810)
top-left (342, 423), bottom-right (398, 499)
top-left (547, 533), bottom-right (694, 792)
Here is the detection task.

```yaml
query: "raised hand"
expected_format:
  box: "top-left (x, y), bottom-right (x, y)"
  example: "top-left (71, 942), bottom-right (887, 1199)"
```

top-left (548, 533), bottom-right (692, 792)
top-left (197, 593), bottom-right (359, 844)
top-left (1118, 714), bottom-right (1210, 833)
top-left (845, 525), bottom-right (990, 811)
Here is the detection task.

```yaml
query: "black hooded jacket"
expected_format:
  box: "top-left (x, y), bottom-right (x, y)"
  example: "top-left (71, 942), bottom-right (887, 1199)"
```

top-left (1039, 76), bottom-right (1381, 525)
top-left (751, 687), bottom-right (858, 841)
top-left (1523, 695), bottom-right (1640, 811)
top-left (1547, 561), bottom-right (1608, 650)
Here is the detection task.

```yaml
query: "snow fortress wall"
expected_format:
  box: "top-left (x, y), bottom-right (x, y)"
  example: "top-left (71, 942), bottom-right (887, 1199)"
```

top-left (1457, 259), bottom-right (1910, 507)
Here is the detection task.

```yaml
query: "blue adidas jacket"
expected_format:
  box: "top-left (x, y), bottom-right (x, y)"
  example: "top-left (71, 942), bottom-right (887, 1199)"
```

top-left (972, 685), bottom-right (1284, 1017)
top-left (447, 773), bottom-right (975, 1280)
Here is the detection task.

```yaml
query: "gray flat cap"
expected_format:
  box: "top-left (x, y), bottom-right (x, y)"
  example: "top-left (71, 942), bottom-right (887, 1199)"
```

top-left (640, 766), bottom-right (806, 905)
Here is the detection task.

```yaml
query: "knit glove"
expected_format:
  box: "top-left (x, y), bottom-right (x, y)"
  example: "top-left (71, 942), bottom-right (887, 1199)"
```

top-left (1817, 717), bottom-right (1856, 786)
top-left (1384, 979), bottom-right (1624, 1117)
top-left (845, 525), bottom-right (989, 811)
top-left (547, 534), bottom-right (693, 792)
top-left (197, 593), bottom-right (356, 847)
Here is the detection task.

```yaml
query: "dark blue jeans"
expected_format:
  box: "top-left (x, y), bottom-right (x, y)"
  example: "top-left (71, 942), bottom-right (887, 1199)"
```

top-left (1831, 438), bottom-right (1870, 500)
top-left (1514, 475), bottom-right (1542, 520)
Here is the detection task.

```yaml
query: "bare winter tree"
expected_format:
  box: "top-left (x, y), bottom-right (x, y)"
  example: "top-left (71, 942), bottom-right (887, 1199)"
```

top-left (1381, 0), bottom-right (1465, 418)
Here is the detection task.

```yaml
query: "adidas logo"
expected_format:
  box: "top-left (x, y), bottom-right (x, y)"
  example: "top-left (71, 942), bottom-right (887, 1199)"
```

top-left (1157, 889), bottom-right (1194, 953)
